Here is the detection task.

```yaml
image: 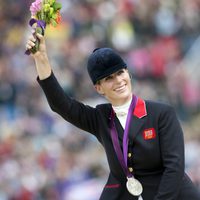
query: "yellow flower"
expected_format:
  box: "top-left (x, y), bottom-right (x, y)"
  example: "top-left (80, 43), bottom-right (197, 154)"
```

top-left (49, 0), bottom-right (55, 6)
top-left (49, 7), bottom-right (54, 16)
top-left (44, 3), bottom-right (50, 12)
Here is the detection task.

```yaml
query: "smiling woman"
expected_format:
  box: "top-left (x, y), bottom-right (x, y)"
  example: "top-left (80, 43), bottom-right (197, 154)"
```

top-left (95, 69), bottom-right (132, 106)
top-left (25, 32), bottom-right (200, 200)
top-left (87, 48), bottom-right (132, 106)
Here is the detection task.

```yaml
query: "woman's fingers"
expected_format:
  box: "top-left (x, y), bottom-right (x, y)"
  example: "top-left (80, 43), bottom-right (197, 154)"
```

top-left (26, 40), bottom-right (35, 49)
top-left (28, 34), bottom-right (36, 43)
top-left (36, 33), bottom-right (45, 44)
top-left (29, 40), bottom-right (36, 46)
top-left (26, 44), bottom-right (32, 50)
top-left (36, 33), bottom-right (43, 39)
top-left (25, 32), bottom-right (46, 52)
top-left (26, 36), bottom-right (36, 49)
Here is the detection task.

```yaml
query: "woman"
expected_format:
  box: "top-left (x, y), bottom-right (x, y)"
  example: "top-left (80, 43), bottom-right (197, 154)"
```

top-left (25, 33), bottom-right (200, 200)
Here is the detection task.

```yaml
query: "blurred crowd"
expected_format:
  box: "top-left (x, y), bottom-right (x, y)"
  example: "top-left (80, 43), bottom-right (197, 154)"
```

top-left (0, 0), bottom-right (200, 199)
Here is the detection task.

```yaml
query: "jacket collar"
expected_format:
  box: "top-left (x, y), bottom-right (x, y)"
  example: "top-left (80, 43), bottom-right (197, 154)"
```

top-left (133, 97), bottom-right (147, 118)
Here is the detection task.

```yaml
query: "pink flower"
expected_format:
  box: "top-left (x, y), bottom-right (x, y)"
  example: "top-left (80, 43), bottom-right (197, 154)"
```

top-left (30, 0), bottom-right (42, 16)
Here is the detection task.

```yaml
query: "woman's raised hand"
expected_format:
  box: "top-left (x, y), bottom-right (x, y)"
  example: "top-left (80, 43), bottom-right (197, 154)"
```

top-left (26, 32), bottom-right (47, 58)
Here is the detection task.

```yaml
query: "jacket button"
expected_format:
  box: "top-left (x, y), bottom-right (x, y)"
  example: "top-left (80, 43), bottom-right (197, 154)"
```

top-left (128, 153), bottom-right (132, 158)
top-left (129, 167), bottom-right (133, 172)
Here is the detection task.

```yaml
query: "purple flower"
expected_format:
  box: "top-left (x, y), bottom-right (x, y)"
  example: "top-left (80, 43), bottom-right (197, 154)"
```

top-left (30, 0), bottom-right (42, 16)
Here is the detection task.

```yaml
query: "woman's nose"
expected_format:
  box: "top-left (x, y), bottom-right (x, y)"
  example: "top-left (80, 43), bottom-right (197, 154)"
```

top-left (114, 75), bottom-right (122, 83)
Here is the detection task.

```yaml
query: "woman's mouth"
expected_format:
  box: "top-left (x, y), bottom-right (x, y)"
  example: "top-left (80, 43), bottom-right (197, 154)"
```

top-left (114, 85), bottom-right (126, 92)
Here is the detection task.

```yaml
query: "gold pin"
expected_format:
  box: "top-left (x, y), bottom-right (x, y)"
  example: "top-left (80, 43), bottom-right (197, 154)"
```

top-left (129, 167), bottom-right (133, 172)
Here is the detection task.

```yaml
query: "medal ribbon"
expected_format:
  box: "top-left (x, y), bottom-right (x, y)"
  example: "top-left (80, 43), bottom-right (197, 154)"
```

top-left (110, 95), bottom-right (137, 178)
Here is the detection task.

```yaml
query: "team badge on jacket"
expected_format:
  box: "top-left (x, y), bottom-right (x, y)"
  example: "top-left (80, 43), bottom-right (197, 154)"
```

top-left (143, 128), bottom-right (156, 140)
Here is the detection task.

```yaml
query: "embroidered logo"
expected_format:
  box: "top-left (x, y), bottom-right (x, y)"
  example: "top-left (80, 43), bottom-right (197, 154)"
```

top-left (143, 128), bottom-right (156, 140)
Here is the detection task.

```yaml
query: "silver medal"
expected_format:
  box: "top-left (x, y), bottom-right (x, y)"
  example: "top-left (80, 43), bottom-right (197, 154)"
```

top-left (126, 177), bottom-right (143, 196)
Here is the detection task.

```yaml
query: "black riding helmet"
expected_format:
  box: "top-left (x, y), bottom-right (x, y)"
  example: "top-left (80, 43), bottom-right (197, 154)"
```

top-left (87, 48), bottom-right (127, 85)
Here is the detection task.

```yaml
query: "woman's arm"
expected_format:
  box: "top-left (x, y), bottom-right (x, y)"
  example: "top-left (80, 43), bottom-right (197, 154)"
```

top-left (37, 73), bottom-right (101, 137)
top-left (25, 33), bottom-right (101, 139)
top-left (25, 33), bottom-right (51, 80)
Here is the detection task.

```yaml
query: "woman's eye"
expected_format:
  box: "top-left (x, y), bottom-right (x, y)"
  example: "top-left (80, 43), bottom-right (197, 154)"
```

top-left (105, 76), bottom-right (113, 81)
top-left (117, 70), bottom-right (124, 75)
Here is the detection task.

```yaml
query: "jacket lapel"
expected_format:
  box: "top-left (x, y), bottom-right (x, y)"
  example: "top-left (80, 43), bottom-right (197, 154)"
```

top-left (107, 97), bottom-right (147, 144)
top-left (129, 97), bottom-right (147, 143)
top-left (114, 116), bottom-right (124, 142)
top-left (133, 97), bottom-right (147, 119)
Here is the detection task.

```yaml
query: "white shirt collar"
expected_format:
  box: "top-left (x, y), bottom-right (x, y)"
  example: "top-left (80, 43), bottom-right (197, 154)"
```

top-left (112, 98), bottom-right (132, 117)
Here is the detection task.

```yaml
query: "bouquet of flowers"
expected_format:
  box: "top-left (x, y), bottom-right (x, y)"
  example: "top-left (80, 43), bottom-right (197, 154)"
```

top-left (25, 0), bottom-right (62, 55)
